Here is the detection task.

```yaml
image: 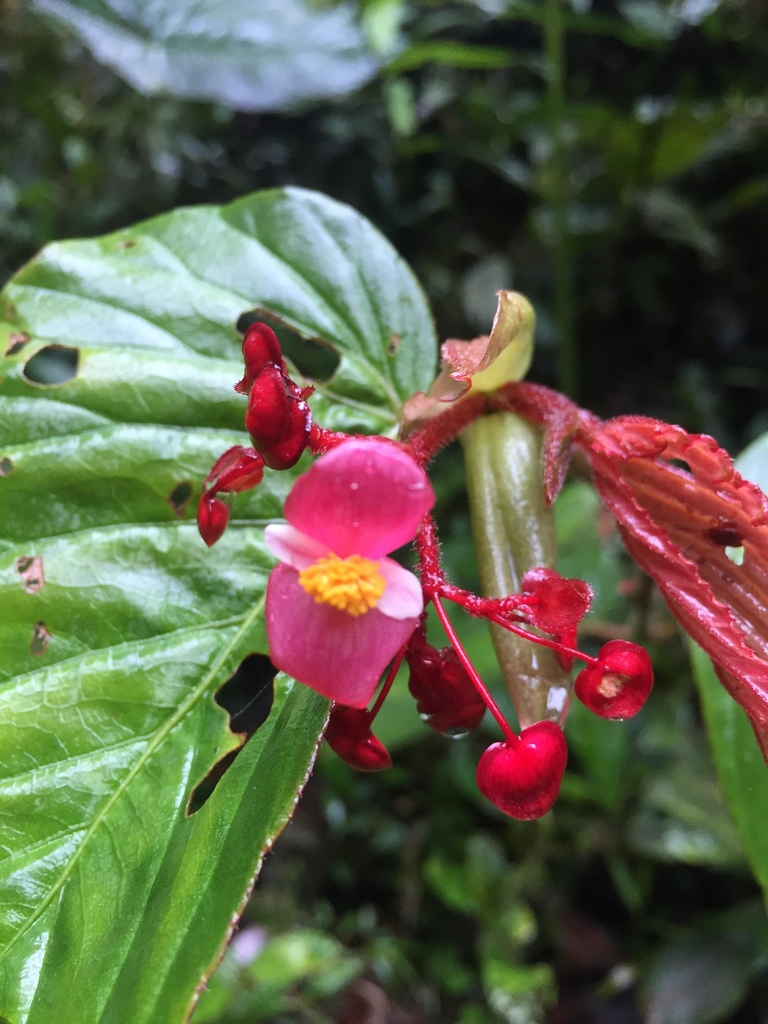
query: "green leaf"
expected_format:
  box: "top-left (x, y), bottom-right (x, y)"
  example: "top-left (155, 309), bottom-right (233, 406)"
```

top-left (0, 186), bottom-right (436, 1022)
top-left (639, 187), bottom-right (720, 257)
top-left (192, 928), bottom-right (364, 1022)
top-left (385, 41), bottom-right (525, 74)
top-left (626, 760), bottom-right (746, 869)
top-left (691, 431), bottom-right (768, 904)
top-left (30, 0), bottom-right (379, 112)
top-left (639, 902), bottom-right (768, 1024)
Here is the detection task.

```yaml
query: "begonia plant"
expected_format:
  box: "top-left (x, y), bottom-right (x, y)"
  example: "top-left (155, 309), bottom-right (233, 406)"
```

top-left (199, 300), bottom-right (768, 823)
top-left (1, 187), bottom-right (767, 1024)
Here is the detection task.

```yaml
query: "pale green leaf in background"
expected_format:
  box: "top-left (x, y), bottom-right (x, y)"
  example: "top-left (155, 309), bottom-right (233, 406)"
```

top-left (30, 0), bottom-right (380, 112)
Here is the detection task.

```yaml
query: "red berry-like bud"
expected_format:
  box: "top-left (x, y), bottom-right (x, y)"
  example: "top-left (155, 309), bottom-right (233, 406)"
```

top-left (325, 706), bottom-right (392, 772)
top-left (476, 721), bottom-right (567, 820)
top-left (235, 322), bottom-right (285, 394)
top-left (574, 640), bottom-right (653, 719)
top-left (519, 567), bottom-right (593, 633)
top-left (203, 446), bottom-right (264, 494)
top-left (197, 493), bottom-right (231, 548)
top-left (406, 641), bottom-right (485, 735)
top-left (244, 366), bottom-right (312, 470)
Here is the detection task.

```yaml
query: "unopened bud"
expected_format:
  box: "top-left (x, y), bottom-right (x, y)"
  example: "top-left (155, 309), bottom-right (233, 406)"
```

top-left (406, 638), bottom-right (485, 735)
top-left (197, 493), bottom-right (231, 548)
top-left (325, 706), bottom-right (392, 772)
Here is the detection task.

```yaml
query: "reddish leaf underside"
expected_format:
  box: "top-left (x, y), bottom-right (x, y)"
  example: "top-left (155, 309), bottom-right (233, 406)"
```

top-left (586, 417), bottom-right (768, 759)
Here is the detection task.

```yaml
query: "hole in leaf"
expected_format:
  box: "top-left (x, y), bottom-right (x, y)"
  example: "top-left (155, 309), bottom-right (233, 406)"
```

top-left (23, 345), bottom-right (79, 386)
top-left (186, 653), bottom-right (276, 815)
top-left (30, 621), bottom-right (50, 656)
top-left (725, 545), bottom-right (745, 566)
top-left (0, 457), bottom-right (12, 476)
top-left (5, 332), bottom-right (30, 356)
top-left (235, 311), bottom-right (340, 383)
top-left (15, 555), bottom-right (44, 594)
top-left (168, 480), bottom-right (193, 517)
top-left (706, 523), bottom-right (743, 548)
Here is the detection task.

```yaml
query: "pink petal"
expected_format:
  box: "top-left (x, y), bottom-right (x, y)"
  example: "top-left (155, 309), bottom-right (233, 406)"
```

top-left (266, 563), bottom-right (418, 707)
top-left (263, 524), bottom-right (329, 570)
top-left (377, 558), bottom-right (424, 619)
top-left (284, 438), bottom-right (434, 558)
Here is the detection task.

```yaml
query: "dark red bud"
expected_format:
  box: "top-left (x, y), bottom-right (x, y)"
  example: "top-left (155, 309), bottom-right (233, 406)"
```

top-left (519, 567), bottom-right (593, 633)
top-left (197, 493), bottom-right (231, 547)
top-left (406, 641), bottom-right (485, 734)
top-left (476, 721), bottom-right (568, 820)
top-left (203, 446), bottom-right (264, 494)
top-left (245, 367), bottom-right (312, 470)
top-left (240, 322), bottom-right (284, 385)
top-left (245, 369), bottom-right (293, 446)
top-left (325, 706), bottom-right (392, 772)
top-left (574, 639), bottom-right (653, 719)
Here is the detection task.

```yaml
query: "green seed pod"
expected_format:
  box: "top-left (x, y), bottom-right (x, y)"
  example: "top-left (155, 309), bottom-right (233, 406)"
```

top-left (461, 411), bottom-right (572, 728)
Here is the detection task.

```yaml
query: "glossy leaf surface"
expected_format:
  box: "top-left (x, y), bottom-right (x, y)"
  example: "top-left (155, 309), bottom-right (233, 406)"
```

top-left (0, 187), bottom-right (436, 1022)
top-left (30, 0), bottom-right (379, 112)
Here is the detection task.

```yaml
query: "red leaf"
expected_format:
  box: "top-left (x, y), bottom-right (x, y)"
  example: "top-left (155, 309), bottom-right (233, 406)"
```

top-left (582, 416), bottom-right (768, 758)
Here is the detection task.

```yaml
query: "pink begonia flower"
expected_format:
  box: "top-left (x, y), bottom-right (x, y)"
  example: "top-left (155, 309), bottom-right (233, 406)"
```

top-left (264, 438), bottom-right (435, 707)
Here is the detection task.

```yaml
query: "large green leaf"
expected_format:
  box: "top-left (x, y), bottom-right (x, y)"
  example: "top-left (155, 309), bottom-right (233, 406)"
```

top-left (692, 430), bottom-right (768, 905)
top-left (0, 186), bottom-right (437, 1022)
top-left (30, 0), bottom-right (379, 112)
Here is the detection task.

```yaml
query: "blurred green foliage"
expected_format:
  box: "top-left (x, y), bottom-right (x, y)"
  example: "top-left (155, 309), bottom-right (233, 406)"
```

top-left (4, 0), bottom-right (768, 440)
top-left (3, 0), bottom-right (768, 1020)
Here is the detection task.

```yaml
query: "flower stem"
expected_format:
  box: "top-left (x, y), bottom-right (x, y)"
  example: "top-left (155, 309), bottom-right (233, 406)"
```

top-left (366, 643), bottom-right (407, 723)
top-left (483, 610), bottom-right (598, 666)
top-left (432, 596), bottom-right (518, 744)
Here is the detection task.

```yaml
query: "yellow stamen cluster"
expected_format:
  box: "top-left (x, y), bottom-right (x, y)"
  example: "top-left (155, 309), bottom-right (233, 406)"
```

top-left (298, 553), bottom-right (386, 616)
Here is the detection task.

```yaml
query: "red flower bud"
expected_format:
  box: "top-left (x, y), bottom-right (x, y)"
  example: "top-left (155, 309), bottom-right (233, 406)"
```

top-left (325, 706), bottom-right (392, 772)
top-left (244, 366), bottom-right (312, 470)
top-left (235, 322), bottom-right (285, 394)
top-left (476, 721), bottom-right (567, 820)
top-left (406, 640), bottom-right (485, 735)
top-left (197, 493), bottom-right (231, 548)
top-left (574, 639), bottom-right (653, 719)
top-left (203, 446), bottom-right (264, 494)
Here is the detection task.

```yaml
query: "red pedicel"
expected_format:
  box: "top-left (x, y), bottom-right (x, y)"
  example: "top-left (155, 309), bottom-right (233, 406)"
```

top-left (406, 640), bottom-right (486, 735)
top-left (324, 706), bottom-right (392, 772)
top-left (197, 493), bottom-right (231, 548)
top-left (476, 721), bottom-right (568, 820)
top-left (574, 639), bottom-right (653, 719)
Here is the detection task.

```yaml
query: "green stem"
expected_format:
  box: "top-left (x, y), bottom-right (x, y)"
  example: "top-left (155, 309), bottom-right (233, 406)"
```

top-left (461, 412), bottom-right (574, 729)
top-left (544, 0), bottom-right (577, 398)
